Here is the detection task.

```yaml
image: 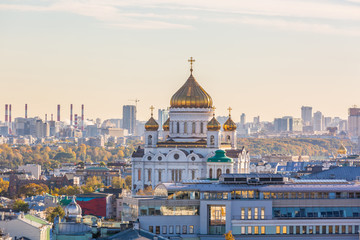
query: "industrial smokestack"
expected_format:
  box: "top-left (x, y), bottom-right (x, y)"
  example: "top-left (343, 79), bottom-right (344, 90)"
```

top-left (5, 104), bottom-right (8, 124)
top-left (57, 104), bottom-right (60, 122)
top-left (70, 104), bottom-right (73, 126)
top-left (45, 114), bottom-right (47, 123)
top-left (51, 114), bottom-right (53, 121)
top-left (25, 104), bottom-right (28, 119)
top-left (9, 104), bottom-right (12, 134)
top-left (81, 104), bottom-right (84, 131)
top-left (74, 114), bottom-right (78, 129)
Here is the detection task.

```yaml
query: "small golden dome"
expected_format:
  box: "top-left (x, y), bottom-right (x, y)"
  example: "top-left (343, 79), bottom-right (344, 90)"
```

top-left (145, 105), bottom-right (159, 131)
top-left (223, 107), bottom-right (237, 131)
top-left (170, 74), bottom-right (213, 108)
top-left (163, 118), bottom-right (170, 131)
top-left (337, 143), bottom-right (347, 155)
top-left (207, 115), bottom-right (221, 131)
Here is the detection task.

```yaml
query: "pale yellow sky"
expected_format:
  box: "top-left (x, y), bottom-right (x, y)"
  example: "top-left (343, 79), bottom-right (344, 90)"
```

top-left (1, 0), bottom-right (360, 122)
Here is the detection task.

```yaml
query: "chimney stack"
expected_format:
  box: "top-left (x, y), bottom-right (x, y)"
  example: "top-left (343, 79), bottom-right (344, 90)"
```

top-left (57, 104), bottom-right (60, 122)
top-left (74, 114), bottom-right (78, 129)
top-left (25, 104), bottom-right (28, 119)
top-left (9, 104), bottom-right (12, 134)
top-left (45, 114), bottom-right (47, 123)
top-left (5, 104), bottom-right (8, 125)
top-left (51, 114), bottom-right (53, 121)
top-left (70, 104), bottom-right (73, 126)
top-left (81, 104), bottom-right (84, 131)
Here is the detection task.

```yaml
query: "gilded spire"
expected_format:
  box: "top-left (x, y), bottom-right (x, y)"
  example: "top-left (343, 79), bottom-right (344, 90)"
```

top-left (223, 106), bottom-right (236, 131)
top-left (145, 105), bottom-right (159, 131)
top-left (207, 107), bottom-right (221, 131)
top-left (170, 58), bottom-right (213, 108)
top-left (188, 57), bottom-right (195, 74)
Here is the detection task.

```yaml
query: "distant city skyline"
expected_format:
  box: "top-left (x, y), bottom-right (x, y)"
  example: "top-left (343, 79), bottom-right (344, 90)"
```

top-left (1, 0), bottom-right (360, 121)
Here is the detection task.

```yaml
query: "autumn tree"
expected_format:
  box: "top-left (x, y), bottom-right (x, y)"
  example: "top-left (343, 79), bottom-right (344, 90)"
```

top-left (0, 178), bottom-right (9, 193)
top-left (124, 176), bottom-right (132, 189)
top-left (86, 176), bottom-right (104, 189)
top-left (224, 230), bottom-right (235, 240)
top-left (45, 206), bottom-right (65, 222)
top-left (19, 183), bottom-right (49, 197)
top-left (111, 177), bottom-right (127, 189)
top-left (13, 199), bottom-right (29, 213)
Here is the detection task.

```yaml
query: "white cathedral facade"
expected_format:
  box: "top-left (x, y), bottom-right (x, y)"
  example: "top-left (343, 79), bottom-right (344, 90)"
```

top-left (131, 60), bottom-right (250, 191)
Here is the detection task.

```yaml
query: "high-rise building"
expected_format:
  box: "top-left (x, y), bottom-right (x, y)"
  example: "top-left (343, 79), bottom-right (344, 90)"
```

top-left (348, 106), bottom-right (360, 137)
top-left (253, 116), bottom-right (260, 125)
top-left (274, 116), bottom-right (293, 132)
top-left (301, 106), bottom-right (312, 126)
top-left (158, 109), bottom-right (169, 130)
top-left (313, 111), bottom-right (324, 131)
top-left (123, 105), bottom-right (136, 135)
top-left (240, 113), bottom-right (246, 126)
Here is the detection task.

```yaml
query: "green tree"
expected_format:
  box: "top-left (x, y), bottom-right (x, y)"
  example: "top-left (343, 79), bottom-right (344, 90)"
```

top-left (13, 199), bottom-right (29, 213)
top-left (111, 176), bottom-right (127, 189)
top-left (45, 206), bottom-right (65, 222)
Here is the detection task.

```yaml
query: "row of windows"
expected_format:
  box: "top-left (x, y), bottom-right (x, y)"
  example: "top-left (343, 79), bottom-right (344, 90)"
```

top-left (140, 206), bottom-right (199, 216)
top-left (238, 225), bottom-right (359, 235)
top-left (149, 225), bottom-right (194, 235)
top-left (240, 207), bottom-right (265, 220)
top-left (273, 207), bottom-right (360, 218)
top-left (263, 191), bottom-right (360, 199)
top-left (171, 121), bottom-right (205, 134)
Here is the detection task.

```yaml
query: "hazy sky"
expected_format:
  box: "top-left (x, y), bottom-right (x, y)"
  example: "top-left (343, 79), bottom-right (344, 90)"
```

top-left (1, 0), bottom-right (360, 122)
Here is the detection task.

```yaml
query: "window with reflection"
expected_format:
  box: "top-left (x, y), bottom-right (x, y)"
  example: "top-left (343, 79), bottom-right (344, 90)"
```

top-left (209, 205), bottom-right (226, 226)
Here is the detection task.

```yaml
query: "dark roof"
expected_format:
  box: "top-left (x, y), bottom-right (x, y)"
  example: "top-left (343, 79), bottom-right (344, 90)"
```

top-left (132, 146), bottom-right (144, 158)
top-left (303, 166), bottom-right (360, 181)
top-left (225, 148), bottom-right (245, 158)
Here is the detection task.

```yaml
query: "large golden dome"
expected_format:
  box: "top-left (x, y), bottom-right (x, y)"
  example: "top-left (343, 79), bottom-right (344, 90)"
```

top-left (163, 118), bottom-right (170, 131)
top-left (207, 115), bottom-right (221, 131)
top-left (170, 74), bottom-right (213, 108)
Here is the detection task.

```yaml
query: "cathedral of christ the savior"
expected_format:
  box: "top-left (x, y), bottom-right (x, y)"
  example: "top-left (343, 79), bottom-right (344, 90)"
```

top-left (131, 58), bottom-right (250, 192)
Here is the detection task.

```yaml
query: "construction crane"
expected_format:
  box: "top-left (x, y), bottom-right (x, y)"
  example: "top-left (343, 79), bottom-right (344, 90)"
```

top-left (128, 99), bottom-right (140, 113)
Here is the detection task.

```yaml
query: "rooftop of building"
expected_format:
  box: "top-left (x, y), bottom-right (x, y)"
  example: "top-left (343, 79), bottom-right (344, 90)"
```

top-left (303, 166), bottom-right (360, 181)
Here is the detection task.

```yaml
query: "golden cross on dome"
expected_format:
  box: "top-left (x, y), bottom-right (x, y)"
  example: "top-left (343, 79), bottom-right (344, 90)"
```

top-left (227, 107), bottom-right (232, 116)
top-left (188, 57), bottom-right (195, 73)
top-left (150, 105), bottom-right (155, 117)
top-left (212, 106), bottom-right (216, 117)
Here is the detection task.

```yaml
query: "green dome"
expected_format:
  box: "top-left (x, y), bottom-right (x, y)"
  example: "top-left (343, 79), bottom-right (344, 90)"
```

top-left (207, 150), bottom-right (233, 163)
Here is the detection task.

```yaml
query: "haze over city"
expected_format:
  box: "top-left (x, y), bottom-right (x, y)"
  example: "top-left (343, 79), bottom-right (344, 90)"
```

top-left (1, 0), bottom-right (360, 121)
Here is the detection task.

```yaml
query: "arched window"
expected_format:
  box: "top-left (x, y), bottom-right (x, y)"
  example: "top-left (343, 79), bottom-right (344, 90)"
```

top-left (226, 169), bottom-right (230, 174)
top-left (209, 168), bottom-right (213, 179)
top-left (184, 122), bottom-right (187, 134)
top-left (192, 122), bottom-right (196, 133)
top-left (217, 168), bottom-right (222, 179)
top-left (200, 122), bottom-right (204, 133)
top-left (210, 135), bottom-right (215, 146)
top-left (177, 122), bottom-right (180, 134)
top-left (148, 135), bottom-right (153, 145)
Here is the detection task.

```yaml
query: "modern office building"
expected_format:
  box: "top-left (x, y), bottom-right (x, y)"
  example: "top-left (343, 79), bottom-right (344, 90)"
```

top-left (348, 107), bottom-right (360, 137)
top-left (274, 116), bottom-right (293, 132)
top-left (301, 106), bottom-right (312, 126)
top-left (313, 111), bottom-right (324, 131)
top-left (158, 108), bottom-right (169, 130)
top-left (123, 105), bottom-right (136, 135)
top-left (123, 173), bottom-right (360, 239)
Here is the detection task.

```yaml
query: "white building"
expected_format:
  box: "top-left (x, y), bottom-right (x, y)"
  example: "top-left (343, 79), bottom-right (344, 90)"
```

top-left (18, 164), bottom-right (41, 179)
top-left (131, 61), bottom-right (250, 191)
